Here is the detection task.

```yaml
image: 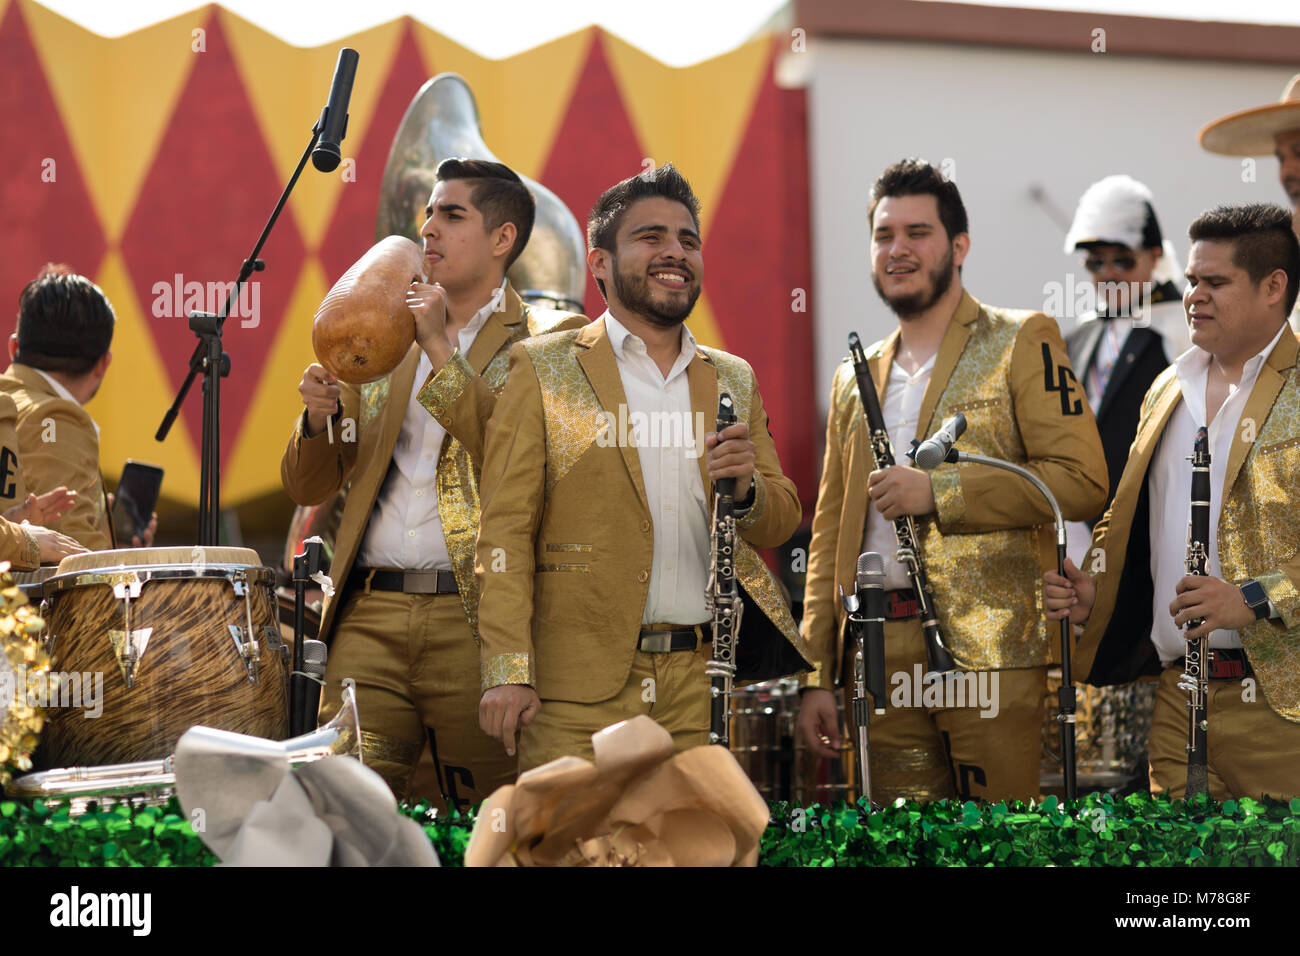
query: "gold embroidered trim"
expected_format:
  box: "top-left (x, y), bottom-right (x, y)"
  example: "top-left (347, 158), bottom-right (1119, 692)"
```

top-left (870, 746), bottom-right (951, 773)
top-left (358, 730), bottom-right (421, 768)
top-left (799, 662), bottom-right (827, 690)
top-left (930, 467), bottom-right (965, 529)
top-left (19, 528), bottom-right (39, 571)
top-left (948, 397), bottom-right (1002, 412)
top-left (545, 543), bottom-right (592, 553)
top-left (360, 377), bottom-right (390, 428)
top-left (417, 350), bottom-right (474, 423)
top-left (537, 563), bottom-right (590, 572)
top-left (482, 652), bottom-right (535, 692)
top-left (1258, 436), bottom-right (1300, 455)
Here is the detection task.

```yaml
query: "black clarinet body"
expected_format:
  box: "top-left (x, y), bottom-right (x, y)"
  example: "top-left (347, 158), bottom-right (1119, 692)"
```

top-left (706, 393), bottom-right (744, 745)
top-left (847, 332), bottom-right (957, 675)
top-left (1185, 427), bottom-right (1211, 797)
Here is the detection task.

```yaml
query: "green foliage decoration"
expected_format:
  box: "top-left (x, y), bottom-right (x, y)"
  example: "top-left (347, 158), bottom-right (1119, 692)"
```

top-left (2, 792), bottom-right (1298, 866)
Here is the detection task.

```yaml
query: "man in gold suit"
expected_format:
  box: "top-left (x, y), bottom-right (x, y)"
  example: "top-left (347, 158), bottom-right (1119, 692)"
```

top-left (0, 392), bottom-right (84, 568)
top-left (1046, 203), bottom-right (1300, 800)
top-left (475, 164), bottom-right (812, 771)
top-left (796, 159), bottom-right (1108, 804)
top-left (0, 266), bottom-right (153, 552)
top-left (281, 159), bottom-right (585, 809)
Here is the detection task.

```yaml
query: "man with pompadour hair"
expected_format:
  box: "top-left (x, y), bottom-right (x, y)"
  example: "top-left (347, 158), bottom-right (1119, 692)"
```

top-left (282, 156), bottom-right (585, 809)
top-left (476, 162), bottom-right (812, 771)
top-left (1048, 202), bottom-right (1300, 800)
top-left (797, 158), bottom-right (1107, 804)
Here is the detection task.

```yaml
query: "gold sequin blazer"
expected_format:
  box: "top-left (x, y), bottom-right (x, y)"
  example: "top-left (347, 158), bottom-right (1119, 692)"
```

top-left (281, 284), bottom-right (585, 645)
top-left (0, 363), bottom-right (114, 553)
top-left (801, 290), bottom-right (1108, 686)
top-left (475, 318), bottom-right (812, 703)
top-left (1077, 327), bottom-right (1300, 723)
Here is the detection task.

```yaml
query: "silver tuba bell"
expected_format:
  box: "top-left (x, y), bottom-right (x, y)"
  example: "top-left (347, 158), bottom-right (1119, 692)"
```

top-left (376, 72), bottom-right (587, 314)
top-left (7, 681), bottom-right (363, 811)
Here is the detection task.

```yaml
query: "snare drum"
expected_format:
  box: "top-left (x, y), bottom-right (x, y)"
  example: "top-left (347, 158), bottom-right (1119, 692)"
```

top-left (730, 679), bottom-right (855, 805)
top-left (36, 547), bottom-right (288, 769)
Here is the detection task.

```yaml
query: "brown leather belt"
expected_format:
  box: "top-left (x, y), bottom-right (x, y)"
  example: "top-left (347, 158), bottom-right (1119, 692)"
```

top-left (347, 567), bottom-right (459, 595)
top-left (1174, 647), bottom-right (1252, 680)
top-left (638, 623), bottom-right (707, 653)
top-left (885, 588), bottom-right (921, 621)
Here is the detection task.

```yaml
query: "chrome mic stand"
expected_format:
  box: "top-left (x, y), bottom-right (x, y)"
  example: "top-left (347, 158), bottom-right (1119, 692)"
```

top-left (916, 447), bottom-right (1078, 801)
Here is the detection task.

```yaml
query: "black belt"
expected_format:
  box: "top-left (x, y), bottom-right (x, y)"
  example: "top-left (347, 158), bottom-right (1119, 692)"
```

top-left (638, 624), bottom-right (706, 653)
top-left (885, 588), bottom-right (921, 621)
top-left (1173, 647), bottom-right (1253, 680)
top-left (347, 567), bottom-right (459, 595)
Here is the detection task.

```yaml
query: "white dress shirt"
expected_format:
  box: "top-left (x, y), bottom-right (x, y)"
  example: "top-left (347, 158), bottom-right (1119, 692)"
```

top-left (357, 281), bottom-right (504, 570)
top-left (603, 310), bottom-right (710, 626)
top-left (1146, 322), bottom-right (1288, 664)
top-left (862, 352), bottom-right (935, 591)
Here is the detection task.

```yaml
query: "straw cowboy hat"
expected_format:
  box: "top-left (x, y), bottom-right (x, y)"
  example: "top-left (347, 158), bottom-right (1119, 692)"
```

top-left (1200, 73), bottom-right (1300, 155)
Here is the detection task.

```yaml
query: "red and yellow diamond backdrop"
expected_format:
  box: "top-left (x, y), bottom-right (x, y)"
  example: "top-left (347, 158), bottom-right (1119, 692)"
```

top-left (0, 0), bottom-right (814, 524)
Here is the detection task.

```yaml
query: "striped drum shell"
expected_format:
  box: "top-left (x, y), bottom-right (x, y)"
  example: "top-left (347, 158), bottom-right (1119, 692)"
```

top-left (36, 548), bottom-right (288, 769)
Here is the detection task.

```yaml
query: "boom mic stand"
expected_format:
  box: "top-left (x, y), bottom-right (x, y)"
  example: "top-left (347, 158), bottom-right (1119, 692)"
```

top-left (916, 446), bottom-right (1078, 801)
top-left (155, 50), bottom-right (358, 545)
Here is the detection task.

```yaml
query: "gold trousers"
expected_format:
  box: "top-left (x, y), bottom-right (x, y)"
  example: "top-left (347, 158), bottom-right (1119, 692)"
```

top-left (1149, 666), bottom-right (1300, 800)
top-left (518, 642), bottom-right (712, 774)
top-left (319, 589), bottom-right (516, 812)
top-left (841, 617), bottom-right (1046, 804)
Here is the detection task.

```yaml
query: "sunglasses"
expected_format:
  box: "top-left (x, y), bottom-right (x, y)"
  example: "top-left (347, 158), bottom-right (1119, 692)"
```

top-left (1083, 255), bottom-right (1137, 274)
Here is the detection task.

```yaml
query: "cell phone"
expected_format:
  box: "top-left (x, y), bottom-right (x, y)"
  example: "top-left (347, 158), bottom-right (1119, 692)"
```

top-left (112, 461), bottom-right (163, 546)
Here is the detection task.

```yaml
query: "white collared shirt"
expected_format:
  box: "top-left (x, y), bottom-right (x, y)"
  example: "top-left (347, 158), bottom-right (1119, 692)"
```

top-left (357, 280), bottom-right (504, 570)
top-left (1146, 322), bottom-right (1289, 664)
top-left (602, 310), bottom-right (710, 626)
top-left (862, 351), bottom-right (935, 591)
top-left (31, 367), bottom-right (99, 437)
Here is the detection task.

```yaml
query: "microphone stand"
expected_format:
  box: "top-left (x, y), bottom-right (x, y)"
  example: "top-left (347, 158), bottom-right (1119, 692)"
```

top-left (155, 115), bottom-right (331, 545)
top-left (935, 448), bottom-right (1078, 801)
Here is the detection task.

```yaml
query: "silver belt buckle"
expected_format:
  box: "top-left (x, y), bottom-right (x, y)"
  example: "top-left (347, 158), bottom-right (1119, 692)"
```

top-left (639, 631), bottom-right (673, 653)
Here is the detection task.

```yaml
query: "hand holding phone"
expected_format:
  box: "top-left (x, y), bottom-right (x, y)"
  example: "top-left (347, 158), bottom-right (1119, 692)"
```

top-left (112, 461), bottom-right (163, 547)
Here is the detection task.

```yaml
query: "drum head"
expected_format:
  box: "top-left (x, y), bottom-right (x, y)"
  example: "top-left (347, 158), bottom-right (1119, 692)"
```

top-left (55, 546), bottom-right (265, 574)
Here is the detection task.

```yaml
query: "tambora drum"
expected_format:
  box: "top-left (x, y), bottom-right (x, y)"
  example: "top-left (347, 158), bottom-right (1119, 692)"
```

top-left (36, 547), bottom-right (288, 769)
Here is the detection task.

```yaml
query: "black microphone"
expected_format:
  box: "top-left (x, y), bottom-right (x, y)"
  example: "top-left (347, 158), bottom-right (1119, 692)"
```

top-left (910, 412), bottom-right (967, 470)
top-left (311, 48), bottom-right (359, 173)
top-left (857, 552), bottom-right (887, 714)
top-left (290, 535), bottom-right (328, 734)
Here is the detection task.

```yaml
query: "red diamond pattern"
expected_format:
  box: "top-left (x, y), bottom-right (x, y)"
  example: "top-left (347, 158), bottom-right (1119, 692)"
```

top-left (119, 9), bottom-right (305, 467)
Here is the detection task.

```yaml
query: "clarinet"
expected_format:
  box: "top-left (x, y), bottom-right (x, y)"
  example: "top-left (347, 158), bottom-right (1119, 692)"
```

top-left (847, 332), bottom-right (957, 675)
top-left (1184, 427), bottom-right (1211, 797)
top-left (706, 393), bottom-right (744, 746)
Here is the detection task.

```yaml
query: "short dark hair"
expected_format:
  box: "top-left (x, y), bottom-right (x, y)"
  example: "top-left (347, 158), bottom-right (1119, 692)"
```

top-left (586, 163), bottom-right (702, 298)
top-left (868, 158), bottom-right (969, 240)
top-left (1188, 203), bottom-right (1300, 315)
top-left (16, 264), bottom-right (115, 375)
top-left (435, 158), bottom-right (535, 270)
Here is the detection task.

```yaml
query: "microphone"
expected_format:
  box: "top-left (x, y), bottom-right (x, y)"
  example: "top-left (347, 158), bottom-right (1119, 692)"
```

top-left (295, 639), bottom-right (329, 734)
top-left (910, 413), bottom-right (967, 470)
top-left (290, 535), bottom-right (328, 734)
top-left (857, 552), bottom-right (887, 714)
top-left (311, 48), bottom-right (360, 173)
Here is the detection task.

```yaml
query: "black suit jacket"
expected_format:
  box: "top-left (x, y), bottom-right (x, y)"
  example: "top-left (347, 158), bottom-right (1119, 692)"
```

top-left (1065, 322), bottom-right (1171, 522)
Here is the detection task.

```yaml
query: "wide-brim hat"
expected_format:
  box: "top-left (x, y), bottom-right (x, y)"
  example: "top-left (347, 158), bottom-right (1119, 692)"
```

top-left (1199, 73), bottom-right (1300, 156)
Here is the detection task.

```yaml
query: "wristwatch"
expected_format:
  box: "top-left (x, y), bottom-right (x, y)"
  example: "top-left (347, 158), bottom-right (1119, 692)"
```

top-left (1239, 579), bottom-right (1270, 621)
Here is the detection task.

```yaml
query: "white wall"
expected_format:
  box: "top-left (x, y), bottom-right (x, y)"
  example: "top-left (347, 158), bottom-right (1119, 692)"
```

top-left (806, 37), bottom-right (1297, 408)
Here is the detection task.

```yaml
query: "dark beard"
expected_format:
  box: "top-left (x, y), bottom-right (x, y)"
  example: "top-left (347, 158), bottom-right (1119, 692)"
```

top-left (611, 254), bottom-right (700, 327)
top-left (872, 245), bottom-right (955, 319)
